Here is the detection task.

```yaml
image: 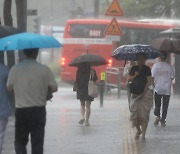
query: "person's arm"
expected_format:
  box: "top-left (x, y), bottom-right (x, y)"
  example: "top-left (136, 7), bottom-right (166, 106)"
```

top-left (47, 67), bottom-right (58, 93)
top-left (171, 66), bottom-right (175, 80)
top-left (128, 71), bottom-right (139, 82)
top-left (93, 69), bottom-right (98, 82)
top-left (123, 65), bottom-right (129, 77)
top-left (7, 67), bottom-right (15, 93)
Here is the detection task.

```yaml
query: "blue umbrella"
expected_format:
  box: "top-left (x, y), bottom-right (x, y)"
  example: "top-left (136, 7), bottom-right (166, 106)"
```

top-left (0, 32), bottom-right (62, 51)
top-left (112, 44), bottom-right (161, 61)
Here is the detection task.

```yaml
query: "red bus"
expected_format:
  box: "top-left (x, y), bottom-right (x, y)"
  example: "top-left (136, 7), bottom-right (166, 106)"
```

top-left (60, 19), bottom-right (176, 85)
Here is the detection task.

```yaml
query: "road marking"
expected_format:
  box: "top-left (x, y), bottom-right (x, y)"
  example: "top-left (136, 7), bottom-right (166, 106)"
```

top-left (122, 107), bottom-right (139, 154)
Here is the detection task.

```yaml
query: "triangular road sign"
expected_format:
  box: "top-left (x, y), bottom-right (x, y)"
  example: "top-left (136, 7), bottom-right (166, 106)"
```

top-left (106, 0), bottom-right (124, 16)
top-left (104, 18), bottom-right (122, 36)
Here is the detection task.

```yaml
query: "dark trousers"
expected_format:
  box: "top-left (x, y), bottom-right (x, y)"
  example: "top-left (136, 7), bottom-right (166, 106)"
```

top-left (15, 106), bottom-right (46, 154)
top-left (154, 92), bottom-right (170, 121)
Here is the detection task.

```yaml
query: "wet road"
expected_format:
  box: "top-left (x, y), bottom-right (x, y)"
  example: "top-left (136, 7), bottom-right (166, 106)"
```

top-left (2, 86), bottom-right (180, 154)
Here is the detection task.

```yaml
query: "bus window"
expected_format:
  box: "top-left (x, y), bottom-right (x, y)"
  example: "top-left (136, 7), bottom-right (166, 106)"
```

top-left (68, 24), bottom-right (107, 38)
top-left (116, 28), bottom-right (162, 47)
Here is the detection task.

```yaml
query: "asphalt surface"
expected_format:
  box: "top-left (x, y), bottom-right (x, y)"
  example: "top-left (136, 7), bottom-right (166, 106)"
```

top-left (2, 86), bottom-right (180, 154)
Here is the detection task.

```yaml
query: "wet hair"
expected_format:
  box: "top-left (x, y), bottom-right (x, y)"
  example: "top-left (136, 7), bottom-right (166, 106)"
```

top-left (24, 48), bottom-right (39, 58)
top-left (136, 53), bottom-right (147, 60)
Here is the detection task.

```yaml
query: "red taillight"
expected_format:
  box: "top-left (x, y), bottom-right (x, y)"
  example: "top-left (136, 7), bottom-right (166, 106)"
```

top-left (108, 59), bottom-right (112, 67)
top-left (61, 57), bottom-right (66, 66)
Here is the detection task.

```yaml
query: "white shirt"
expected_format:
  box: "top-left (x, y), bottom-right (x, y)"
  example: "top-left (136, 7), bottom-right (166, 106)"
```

top-left (7, 59), bottom-right (57, 108)
top-left (152, 62), bottom-right (174, 95)
top-left (123, 63), bottom-right (131, 78)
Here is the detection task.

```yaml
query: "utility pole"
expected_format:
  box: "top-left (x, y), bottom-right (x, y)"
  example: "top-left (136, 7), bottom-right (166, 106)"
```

top-left (15, 0), bottom-right (27, 62)
top-left (94, 0), bottom-right (99, 18)
top-left (3, 0), bottom-right (15, 68)
top-left (15, 0), bottom-right (27, 32)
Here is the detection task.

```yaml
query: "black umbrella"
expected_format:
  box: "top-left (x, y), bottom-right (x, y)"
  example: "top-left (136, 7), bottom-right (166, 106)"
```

top-left (0, 25), bottom-right (20, 38)
top-left (151, 37), bottom-right (180, 54)
top-left (69, 54), bottom-right (107, 67)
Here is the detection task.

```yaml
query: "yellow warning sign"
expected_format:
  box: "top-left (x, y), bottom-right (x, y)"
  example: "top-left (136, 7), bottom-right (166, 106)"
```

top-left (104, 18), bottom-right (122, 36)
top-left (105, 0), bottom-right (124, 16)
top-left (101, 72), bottom-right (106, 81)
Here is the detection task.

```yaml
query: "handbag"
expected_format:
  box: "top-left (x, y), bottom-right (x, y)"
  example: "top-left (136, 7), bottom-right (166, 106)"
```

top-left (73, 81), bottom-right (78, 92)
top-left (88, 69), bottom-right (98, 98)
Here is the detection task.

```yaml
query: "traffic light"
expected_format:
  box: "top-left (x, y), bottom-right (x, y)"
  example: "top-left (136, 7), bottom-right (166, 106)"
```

top-left (33, 17), bottom-right (41, 33)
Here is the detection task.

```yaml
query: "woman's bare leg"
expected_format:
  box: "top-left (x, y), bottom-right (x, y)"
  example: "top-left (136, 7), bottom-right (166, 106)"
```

top-left (141, 122), bottom-right (147, 141)
top-left (79, 101), bottom-right (85, 124)
top-left (85, 101), bottom-right (91, 126)
top-left (135, 120), bottom-right (142, 140)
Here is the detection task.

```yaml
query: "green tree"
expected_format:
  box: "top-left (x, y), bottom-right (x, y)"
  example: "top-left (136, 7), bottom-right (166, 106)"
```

top-left (117, 0), bottom-right (180, 18)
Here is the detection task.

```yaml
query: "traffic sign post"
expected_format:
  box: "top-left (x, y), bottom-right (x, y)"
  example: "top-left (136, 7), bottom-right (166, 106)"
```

top-left (99, 72), bottom-right (106, 108)
top-left (105, 0), bottom-right (124, 17)
top-left (104, 0), bottom-right (123, 41)
top-left (104, 18), bottom-right (122, 35)
top-left (104, 0), bottom-right (124, 99)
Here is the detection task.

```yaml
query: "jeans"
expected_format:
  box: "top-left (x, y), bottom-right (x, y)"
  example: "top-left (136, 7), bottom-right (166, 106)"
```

top-left (154, 92), bottom-right (170, 121)
top-left (0, 118), bottom-right (8, 154)
top-left (15, 106), bottom-right (46, 154)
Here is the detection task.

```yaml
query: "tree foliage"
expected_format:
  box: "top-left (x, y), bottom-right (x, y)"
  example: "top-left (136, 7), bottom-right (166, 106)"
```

top-left (119, 0), bottom-right (180, 19)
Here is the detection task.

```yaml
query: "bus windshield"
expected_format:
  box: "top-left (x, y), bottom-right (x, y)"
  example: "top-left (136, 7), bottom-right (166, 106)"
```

top-left (67, 23), bottom-right (162, 45)
top-left (68, 24), bottom-right (107, 38)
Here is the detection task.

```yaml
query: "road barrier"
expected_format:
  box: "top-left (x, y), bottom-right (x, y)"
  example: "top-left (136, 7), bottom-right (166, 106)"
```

top-left (105, 67), bottom-right (123, 99)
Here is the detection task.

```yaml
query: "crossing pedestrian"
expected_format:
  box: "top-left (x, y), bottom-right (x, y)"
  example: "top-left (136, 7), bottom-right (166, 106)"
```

top-left (128, 53), bottom-right (153, 142)
top-left (0, 63), bottom-right (11, 154)
top-left (152, 52), bottom-right (175, 127)
top-left (123, 61), bottom-right (136, 109)
top-left (7, 48), bottom-right (58, 154)
top-left (76, 63), bottom-right (98, 127)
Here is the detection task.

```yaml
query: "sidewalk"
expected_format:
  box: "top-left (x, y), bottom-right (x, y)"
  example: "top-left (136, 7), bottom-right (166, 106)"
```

top-left (2, 88), bottom-right (180, 154)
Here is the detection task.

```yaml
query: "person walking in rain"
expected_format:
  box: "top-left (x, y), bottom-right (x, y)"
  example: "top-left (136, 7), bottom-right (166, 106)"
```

top-left (128, 53), bottom-right (153, 142)
top-left (0, 63), bottom-right (11, 154)
top-left (123, 61), bottom-right (136, 109)
top-left (152, 52), bottom-right (174, 127)
top-left (76, 63), bottom-right (98, 127)
top-left (7, 48), bottom-right (58, 154)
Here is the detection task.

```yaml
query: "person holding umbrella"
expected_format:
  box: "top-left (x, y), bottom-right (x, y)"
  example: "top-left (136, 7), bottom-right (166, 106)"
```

top-left (76, 63), bottom-right (98, 127)
top-left (152, 52), bottom-right (175, 127)
top-left (1, 32), bottom-right (61, 154)
top-left (69, 54), bottom-right (107, 127)
top-left (123, 61), bottom-right (136, 109)
top-left (112, 44), bottom-right (160, 141)
top-left (128, 53), bottom-right (152, 142)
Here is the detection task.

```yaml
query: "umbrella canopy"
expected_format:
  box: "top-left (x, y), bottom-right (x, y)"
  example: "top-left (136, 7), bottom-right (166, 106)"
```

top-left (112, 44), bottom-right (160, 61)
top-left (0, 32), bottom-right (62, 51)
top-left (151, 37), bottom-right (180, 54)
top-left (69, 54), bottom-right (107, 67)
top-left (0, 25), bottom-right (19, 38)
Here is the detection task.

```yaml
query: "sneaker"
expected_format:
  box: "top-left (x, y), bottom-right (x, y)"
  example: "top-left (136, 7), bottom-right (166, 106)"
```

top-left (161, 120), bottom-right (166, 127)
top-left (154, 117), bottom-right (161, 126)
top-left (79, 119), bottom-right (85, 125)
top-left (85, 121), bottom-right (90, 127)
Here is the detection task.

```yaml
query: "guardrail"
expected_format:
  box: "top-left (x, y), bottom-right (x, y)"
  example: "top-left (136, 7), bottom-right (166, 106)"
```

top-left (105, 67), bottom-right (123, 98)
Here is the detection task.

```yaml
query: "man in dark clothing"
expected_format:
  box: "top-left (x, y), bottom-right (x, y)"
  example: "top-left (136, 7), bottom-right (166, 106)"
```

top-left (7, 48), bottom-right (58, 154)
